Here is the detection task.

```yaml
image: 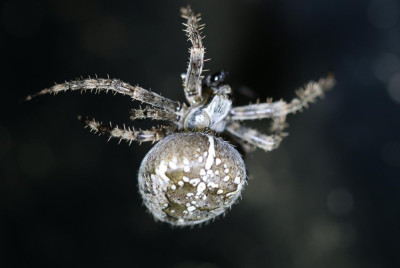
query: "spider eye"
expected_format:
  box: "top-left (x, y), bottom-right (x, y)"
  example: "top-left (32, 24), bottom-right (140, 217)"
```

top-left (138, 132), bottom-right (246, 226)
top-left (211, 72), bottom-right (222, 82)
top-left (205, 71), bottom-right (229, 88)
top-left (211, 71), bottom-right (227, 83)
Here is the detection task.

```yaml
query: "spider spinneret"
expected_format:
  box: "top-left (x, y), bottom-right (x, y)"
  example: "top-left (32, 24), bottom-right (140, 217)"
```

top-left (25, 6), bottom-right (334, 226)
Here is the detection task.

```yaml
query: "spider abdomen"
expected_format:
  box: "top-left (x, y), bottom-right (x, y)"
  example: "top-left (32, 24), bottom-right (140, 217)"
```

top-left (138, 132), bottom-right (246, 226)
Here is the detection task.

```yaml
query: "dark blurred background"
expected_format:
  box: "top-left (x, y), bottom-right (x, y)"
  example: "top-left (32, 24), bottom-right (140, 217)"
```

top-left (1, 0), bottom-right (400, 267)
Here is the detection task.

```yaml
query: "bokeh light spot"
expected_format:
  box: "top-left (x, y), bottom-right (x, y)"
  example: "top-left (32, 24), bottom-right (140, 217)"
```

top-left (388, 73), bottom-right (400, 103)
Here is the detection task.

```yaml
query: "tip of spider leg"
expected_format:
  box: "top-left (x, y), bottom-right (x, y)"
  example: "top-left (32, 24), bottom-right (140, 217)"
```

top-left (20, 95), bottom-right (32, 103)
top-left (326, 72), bottom-right (335, 81)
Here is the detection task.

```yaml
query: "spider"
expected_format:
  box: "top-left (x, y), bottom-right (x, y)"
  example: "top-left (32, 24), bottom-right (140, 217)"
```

top-left (25, 6), bottom-right (334, 226)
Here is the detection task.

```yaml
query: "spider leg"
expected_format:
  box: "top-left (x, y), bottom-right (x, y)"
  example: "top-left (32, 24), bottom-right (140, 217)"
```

top-left (79, 116), bottom-right (176, 144)
top-left (25, 78), bottom-right (180, 112)
top-left (230, 74), bottom-right (335, 120)
top-left (181, 5), bottom-right (205, 105)
top-left (130, 106), bottom-right (180, 122)
top-left (226, 115), bottom-right (287, 152)
top-left (230, 136), bottom-right (257, 154)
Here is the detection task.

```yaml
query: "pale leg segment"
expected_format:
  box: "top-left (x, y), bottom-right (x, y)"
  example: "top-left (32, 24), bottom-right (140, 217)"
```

top-left (226, 121), bottom-right (286, 152)
top-left (181, 6), bottom-right (205, 106)
top-left (130, 106), bottom-right (179, 122)
top-left (79, 116), bottom-right (176, 144)
top-left (230, 75), bottom-right (335, 120)
top-left (25, 78), bottom-right (180, 112)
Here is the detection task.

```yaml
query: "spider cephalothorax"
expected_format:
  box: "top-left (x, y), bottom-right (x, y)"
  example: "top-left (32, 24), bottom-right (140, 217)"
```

top-left (26, 6), bottom-right (334, 226)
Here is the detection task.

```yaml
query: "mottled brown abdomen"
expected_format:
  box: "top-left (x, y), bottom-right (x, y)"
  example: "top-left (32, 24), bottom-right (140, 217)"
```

top-left (138, 132), bottom-right (246, 226)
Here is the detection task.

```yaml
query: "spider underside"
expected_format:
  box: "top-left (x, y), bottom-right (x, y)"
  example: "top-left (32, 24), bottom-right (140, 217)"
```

top-left (26, 6), bottom-right (334, 226)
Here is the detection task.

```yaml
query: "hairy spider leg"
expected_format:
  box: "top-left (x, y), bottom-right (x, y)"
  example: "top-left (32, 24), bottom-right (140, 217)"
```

top-left (181, 6), bottom-right (205, 106)
top-left (226, 111), bottom-right (288, 152)
top-left (25, 78), bottom-right (180, 112)
top-left (129, 106), bottom-right (179, 122)
top-left (79, 116), bottom-right (176, 144)
top-left (227, 116), bottom-right (288, 153)
top-left (226, 122), bottom-right (285, 152)
top-left (229, 74), bottom-right (335, 121)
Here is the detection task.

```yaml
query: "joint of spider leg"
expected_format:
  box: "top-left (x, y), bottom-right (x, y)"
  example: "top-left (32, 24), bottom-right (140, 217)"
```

top-left (97, 125), bottom-right (112, 135)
